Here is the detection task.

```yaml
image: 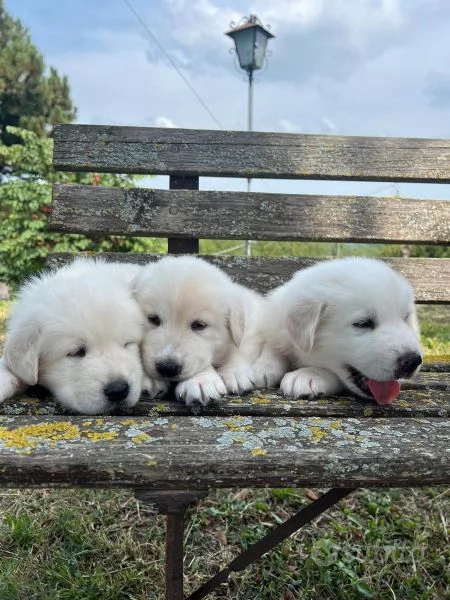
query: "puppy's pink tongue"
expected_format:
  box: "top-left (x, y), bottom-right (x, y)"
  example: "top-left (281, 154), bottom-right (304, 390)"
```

top-left (367, 380), bottom-right (401, 405)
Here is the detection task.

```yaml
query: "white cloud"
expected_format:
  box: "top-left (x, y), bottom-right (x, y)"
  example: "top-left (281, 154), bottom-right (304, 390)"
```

top-left (154, 116), bottom-right (177, 127)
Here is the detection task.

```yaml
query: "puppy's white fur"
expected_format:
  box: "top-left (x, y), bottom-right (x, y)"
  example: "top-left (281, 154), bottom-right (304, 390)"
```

top-left (255, 258), bottom-right (423, 404)
top-left (0, 259), bottom-right (145, 414)
top-left (134, 256), bottom-right (264, 407)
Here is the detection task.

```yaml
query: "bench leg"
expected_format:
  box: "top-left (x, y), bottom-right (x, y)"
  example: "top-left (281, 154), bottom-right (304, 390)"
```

top-left (186, 487), bottom-right (356, 600)
top-left (134, 489), bottom-right (208, 600)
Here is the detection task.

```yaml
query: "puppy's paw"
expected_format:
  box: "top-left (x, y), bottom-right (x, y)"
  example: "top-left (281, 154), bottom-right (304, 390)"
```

top-left (176, 369), bottom-right (226, 408)
top-left (254, 357), bottom-right (286, 388)
top-left (280, 367), bottom-right (341, 399)
top-left (0, 359), bottom-right (25, 402)
top-left (218, 363), bottom-right (255, 395)
top-left (141, 374), bottom-right (169, 399)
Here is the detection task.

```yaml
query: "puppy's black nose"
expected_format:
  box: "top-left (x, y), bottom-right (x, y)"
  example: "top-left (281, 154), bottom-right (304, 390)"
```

top-left (156, 359), bottom-right (182, 378)
top-left (396, 352), bottom-right (422, 378)
top-left (104, 380), bottom-right (130, 402)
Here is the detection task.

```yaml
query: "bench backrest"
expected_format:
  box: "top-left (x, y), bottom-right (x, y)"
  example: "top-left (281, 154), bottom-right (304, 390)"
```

top-left (50, 125), bottom-right (450, 303)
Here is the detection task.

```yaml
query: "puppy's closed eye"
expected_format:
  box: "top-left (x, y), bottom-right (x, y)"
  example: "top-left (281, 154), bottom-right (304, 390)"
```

top-left (352, 318), bottom-right (376, 330)
top-left (148, 315), bottom-right (161, 326)
top-left (67, 346), bottom-right (87, 358)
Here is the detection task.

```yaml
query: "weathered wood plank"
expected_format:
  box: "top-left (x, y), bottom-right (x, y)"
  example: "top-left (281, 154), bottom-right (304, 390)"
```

top-left (51, 185), bottom-right (450, 245)
top-left (53, 125), bottom-right (450, 182)
top-left (46, 253), bottom-right (450, 303)
top-left (0, 415), bottom-right (448, 487)
top-left (1, 370), bottom-right (448, 418)
top-left (1, 387), bottom-right (449, 419)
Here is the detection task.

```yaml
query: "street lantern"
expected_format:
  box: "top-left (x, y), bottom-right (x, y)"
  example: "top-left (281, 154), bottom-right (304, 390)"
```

top-left (225, 14), bottom-right (274, 75)
top-left (225, 15), bottom-right (274, 256)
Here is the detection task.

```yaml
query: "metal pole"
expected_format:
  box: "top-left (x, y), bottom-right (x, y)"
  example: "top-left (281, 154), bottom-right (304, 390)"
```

top-left (246, 69), bottom-right (254, 257)
top-left (165, 512), bottom-right (185, 600)
top-left (247, 69), bottom-right (254, 132)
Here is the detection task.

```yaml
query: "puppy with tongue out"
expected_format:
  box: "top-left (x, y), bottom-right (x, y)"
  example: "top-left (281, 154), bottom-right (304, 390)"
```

top-left (256, 258), bottom-right (423, 405)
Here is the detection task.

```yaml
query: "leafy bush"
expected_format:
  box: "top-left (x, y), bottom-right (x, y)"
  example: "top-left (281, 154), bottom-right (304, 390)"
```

top-left (0, 127), bottom-right (164, 287)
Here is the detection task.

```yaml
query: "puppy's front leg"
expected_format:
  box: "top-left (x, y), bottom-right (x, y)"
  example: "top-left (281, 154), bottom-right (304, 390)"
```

top-left (218, 357), bottom-right (256, 395)
top-left (281, 367), bottom-right (342, 399)
top-left (176, 366), bottom-right (226, 408)
top-left (252, 344), bottom-right (288, 389)
top-left (0, 357), bottom-right (27, 402)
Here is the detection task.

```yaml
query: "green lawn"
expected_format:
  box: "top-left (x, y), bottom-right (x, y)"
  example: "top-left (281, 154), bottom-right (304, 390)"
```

top-left (0, 300), bottom-right (448, 599)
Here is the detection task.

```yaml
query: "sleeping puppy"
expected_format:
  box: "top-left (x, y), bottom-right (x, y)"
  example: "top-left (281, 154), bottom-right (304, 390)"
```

top-left (0, 258), bottom-right (145, 414)
top-left (134, 255), bottom-right (264, 408)
top-left (255, 258), bottom-right (423, 405)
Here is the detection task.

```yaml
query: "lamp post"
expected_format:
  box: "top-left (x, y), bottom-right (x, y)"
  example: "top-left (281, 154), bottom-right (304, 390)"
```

top-left (226, 15), bottom-right (274, 256)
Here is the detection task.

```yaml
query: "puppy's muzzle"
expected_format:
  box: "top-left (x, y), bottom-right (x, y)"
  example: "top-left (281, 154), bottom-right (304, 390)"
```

top-left (395, 352), bottom-right (422, 378)
top-left (156, 359), bottom-right (182, 379)
top-left (103, 379), bottom-right (130, 403)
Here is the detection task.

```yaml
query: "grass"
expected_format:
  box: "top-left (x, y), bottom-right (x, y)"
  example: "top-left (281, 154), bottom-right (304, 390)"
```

top-left (0, 300), bottom-right (449, 599)
top-left (0, 488), bottom-right (448, 599)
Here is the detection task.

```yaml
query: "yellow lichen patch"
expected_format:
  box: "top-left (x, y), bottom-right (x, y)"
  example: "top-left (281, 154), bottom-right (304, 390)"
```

top-left (336, 398), bottom-right (352, 406)
top-left (94, 418), bottom-right (105, 426)
top-left (0, 421), bottom-right (80, 450)
top-left (131, 432), bottom-right (152, 444)
top-left (310, 426), bottom-right (328, 442)
top-left (169, 424), bottom-right (178, 430)
top-left (398, 400), bottom-right (410, 408)
top-left (121, 418), bottom-right (138, 426)
top-left (363, 407), bottom-right (374, 417)
top-left (251, 395), bottom-right (270, 405)
top-left (142, 453), bottom-right (157, 466)
top-left (84, 431), bottom-right (119, 442)
top-left (233, 436), bottom-right (245, 444)
top-left (223, 418), bottom-right (253, 432)
top-left (329, 420), bottom-right (343, 430)
top-left (251, 448), bottom-right (267, 457)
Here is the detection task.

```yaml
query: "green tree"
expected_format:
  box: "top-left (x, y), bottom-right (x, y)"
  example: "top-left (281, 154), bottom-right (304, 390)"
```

top-left (0, 127), bottom-right (165, 287)
top-left (0, 0), bottom-right (76, 150)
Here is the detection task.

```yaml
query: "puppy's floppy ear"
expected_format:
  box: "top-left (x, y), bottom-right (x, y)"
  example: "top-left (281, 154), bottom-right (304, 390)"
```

top-left (227, 299), bottom-right (246, 347)
top-left (286, 299), bottom-right (326, 354)
top-left (3, 321), bottom-right (41, 385)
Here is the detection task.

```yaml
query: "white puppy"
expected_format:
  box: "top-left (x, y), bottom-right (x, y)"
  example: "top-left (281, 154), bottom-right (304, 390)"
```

top-left (255, 258), bottom-right (423, 405)
top-left (0, 258), bottom-right (145, 414)
top-left (134, 255), bottom-right (264, 407)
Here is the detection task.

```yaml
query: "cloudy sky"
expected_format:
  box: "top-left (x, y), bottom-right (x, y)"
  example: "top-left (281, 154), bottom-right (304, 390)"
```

top-left (7, 0), bottom-right (450, 198)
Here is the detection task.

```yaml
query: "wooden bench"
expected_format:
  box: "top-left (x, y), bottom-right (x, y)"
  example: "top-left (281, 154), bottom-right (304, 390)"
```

top-left (1, 125), bottom-right (449, 599)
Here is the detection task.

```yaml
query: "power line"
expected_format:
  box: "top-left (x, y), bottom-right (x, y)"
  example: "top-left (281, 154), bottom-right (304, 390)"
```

top-left (123, 0), bottom-right (223, 129)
